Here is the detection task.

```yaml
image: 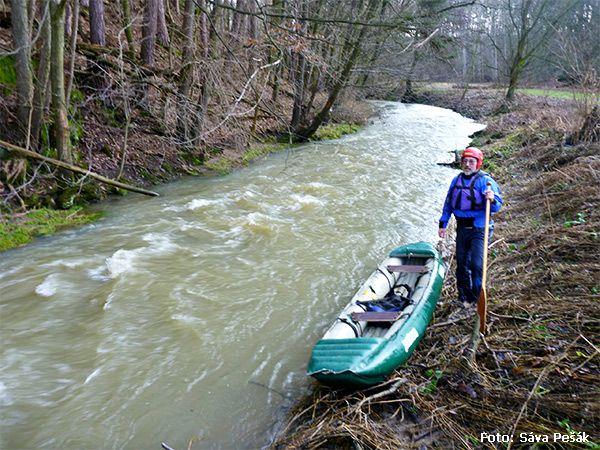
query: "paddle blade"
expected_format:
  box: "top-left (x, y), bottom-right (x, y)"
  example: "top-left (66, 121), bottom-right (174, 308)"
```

top-left (478, 287), bottom-right (487, 333)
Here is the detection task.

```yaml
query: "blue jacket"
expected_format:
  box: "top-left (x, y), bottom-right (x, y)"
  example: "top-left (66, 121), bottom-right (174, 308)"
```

top-left (439, 170), bottom-right (502, 229)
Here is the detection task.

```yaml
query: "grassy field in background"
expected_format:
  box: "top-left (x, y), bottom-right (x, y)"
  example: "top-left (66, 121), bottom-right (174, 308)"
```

top-left (421, 82), bottom-right (595, 101)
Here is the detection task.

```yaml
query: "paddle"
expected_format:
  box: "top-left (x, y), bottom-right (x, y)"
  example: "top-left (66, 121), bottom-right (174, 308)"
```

top-left (478, 182), bottom-right (492, 333)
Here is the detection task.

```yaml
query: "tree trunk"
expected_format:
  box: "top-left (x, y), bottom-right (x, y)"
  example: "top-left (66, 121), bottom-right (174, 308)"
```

top-left (198, 1), bottom-right (209, 52)
top-left (207, 0), bottom-right (224, 70)
top-left (121, 0), bottom-right (136, 60)
top-left (30, 3), bottom-right (52, 152)
top-left (246, 0), bottom-right (258, 75)
top-left (291, 52), bottom-right (306, 131)
top-left (176, 0), bottom-right (196, 143)
top-left (10, 0), bottom-right (33, 144)
top-left (268, 0), bottom-right (286, 103)
top-left (89, 0), bottom-right (106, 46)
top-left (461, 34), bottom-right (480, 101)
top-left (195, 71), bottom-right (211, 136)
top-left (157, 0), bottom-right (170, 46)
top-left (290, 0), bottom-right (308, 132)
top-left (27, 0), bottom-right (38, 34)
top-left (50, 0), bottom-right (72, 165)
top-left (228, 0), bottom-right (246, 50)
top-left (402, 52), bottom-right (419, 102)
top-left (88, 0), bottom-right (110, 95)
top-left (65, 0), bottom-right (80, 108)
top-left (142, 0), bottom-right (158, 66)
top-left (301, 66), bottom-right (321, 125)
top-left (505, 41), bottom-right (525, 102)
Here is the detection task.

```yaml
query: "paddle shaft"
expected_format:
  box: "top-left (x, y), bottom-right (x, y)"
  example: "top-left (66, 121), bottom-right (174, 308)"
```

top-left (478, 182), bottom-right (492, 333)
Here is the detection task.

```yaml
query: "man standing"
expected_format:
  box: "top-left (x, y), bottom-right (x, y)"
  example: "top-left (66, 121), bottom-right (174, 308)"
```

top-left (438, 148), bottom-right (502, 306)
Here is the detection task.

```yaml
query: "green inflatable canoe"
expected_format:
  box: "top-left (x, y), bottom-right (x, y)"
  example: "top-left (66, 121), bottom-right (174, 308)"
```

top-left (307, 242), bottom-right (445, 387)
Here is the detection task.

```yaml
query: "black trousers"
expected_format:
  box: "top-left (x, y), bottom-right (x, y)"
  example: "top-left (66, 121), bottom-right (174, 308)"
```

top-left (455, 225), bottom-right (493, 303)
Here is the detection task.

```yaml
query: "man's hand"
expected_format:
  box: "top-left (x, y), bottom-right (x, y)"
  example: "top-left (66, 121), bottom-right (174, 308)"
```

top-left (438, 228), bottom-right (446, 239)
top-left (485, 189), bottom-right (495, 201)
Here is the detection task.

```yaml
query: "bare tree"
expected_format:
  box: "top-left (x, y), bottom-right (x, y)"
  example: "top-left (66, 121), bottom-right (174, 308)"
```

top-left (157, 0), bottom-right (170, 46)
top-left (499, 0), bottom-right (581, 102)
top-left (291, 1), bottom-right (308, 131)
top-left (296, 0), bottom-right (383, 141)
top-left (550, 0), bottom-right (600, 114)
top-left (50, 0), bottom-right (72, 165)
top-left (89, 0), bottom-right (106, 46)
top-left (65, 0), bottom-right (80, 107)
top-left (121, 0), bottom-right (136, 59)
top-left (142, 0), bottom-right (158, 66)
top-left (31, 3), bottom-right (52, 152)
top-left (89, 0), bottom-right (109, 92)
top-left (10, 0), bottom-right (33, 144)
top-left (246, 0), bottom-right (259, 74)
top-left (176, 0), bottom-right (196, 142)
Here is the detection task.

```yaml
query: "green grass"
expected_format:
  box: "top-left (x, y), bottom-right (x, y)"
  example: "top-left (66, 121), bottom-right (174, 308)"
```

top-left (416, 83), bottom-right (595, 102)
top-left (206, 157), bottom-right (234, 174)
top-left (517, 89), bottom-right (580, 99)
top-left (0, 207), bottom-right (102, 251)
top-left (241, 143), bottom-right (287, 164)
top-left (312, 123), bottom-right (361, 140)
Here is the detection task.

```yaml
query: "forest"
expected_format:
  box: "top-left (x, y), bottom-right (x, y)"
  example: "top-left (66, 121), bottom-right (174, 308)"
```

top-left (1, 0), bottom-right (598, 218)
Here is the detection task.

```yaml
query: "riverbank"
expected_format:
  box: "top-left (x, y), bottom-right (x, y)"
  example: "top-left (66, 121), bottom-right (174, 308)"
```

top-left (270, 87), bottom-right (600, 449)
top-left (0, 95), bottom-right (371, 251)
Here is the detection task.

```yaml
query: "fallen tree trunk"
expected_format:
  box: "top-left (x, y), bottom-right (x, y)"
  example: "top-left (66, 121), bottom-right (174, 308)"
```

top-left (0, 139), bottom-right (160, 197)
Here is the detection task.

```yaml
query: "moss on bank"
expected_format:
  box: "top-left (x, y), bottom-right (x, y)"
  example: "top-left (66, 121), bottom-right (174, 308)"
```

top-left (312, 123), bottom-right (362, 140)
top-left (0, 207), bottom-right (102, 251)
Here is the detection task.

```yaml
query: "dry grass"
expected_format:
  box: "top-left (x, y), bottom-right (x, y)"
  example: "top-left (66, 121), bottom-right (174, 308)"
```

top-left (270, 90), bottom-right (600, 450)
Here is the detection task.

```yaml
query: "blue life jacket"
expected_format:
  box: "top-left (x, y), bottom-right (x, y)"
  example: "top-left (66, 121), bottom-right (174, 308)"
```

top-left (449, 171), bottom-right (486, 211)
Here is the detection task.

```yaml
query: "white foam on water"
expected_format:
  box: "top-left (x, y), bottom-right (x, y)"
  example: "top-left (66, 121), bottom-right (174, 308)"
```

top-left (0, 381), bottom-right (13, 406)
top-left (141, 232), bottom-right (178, 253)
top-left (83, 367), bottom-right (102, 385)
top-left (171, 313), bottom-right (204, 326)
top-left (184, 198), bottom-right (222, 211)
top-left (102, 292), bottom-right (115, 310)
top-left (87, 251), bottom-right (136, 281)
top-left (44, 258), bottom-right (90, 269)
top-left (87, 234), bottom-right (178, 281)
top-left (231, 212), bottom-right (278, 238)
top-left (251, 355), bottom-right (270, 379)
top-left (289, 193), bottom-right (324, 211)
top-left (35, 274), bottom-right (60, 297)
top-left (186, 370), bottom-right (208, 392)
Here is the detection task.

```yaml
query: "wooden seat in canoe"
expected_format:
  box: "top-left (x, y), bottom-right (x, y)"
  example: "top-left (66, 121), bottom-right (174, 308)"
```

top-left (386, 265), bottom-right (428, 273)
top-left (350, 311), bottom-right (403, 322)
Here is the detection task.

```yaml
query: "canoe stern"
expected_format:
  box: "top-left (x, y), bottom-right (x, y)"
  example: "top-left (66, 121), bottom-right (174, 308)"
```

top-left (307, 337), bottom-right (389, 386)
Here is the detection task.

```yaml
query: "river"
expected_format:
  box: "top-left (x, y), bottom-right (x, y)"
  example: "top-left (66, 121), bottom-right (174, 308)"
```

top-left (0, 102), bottom-right (484, 449)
